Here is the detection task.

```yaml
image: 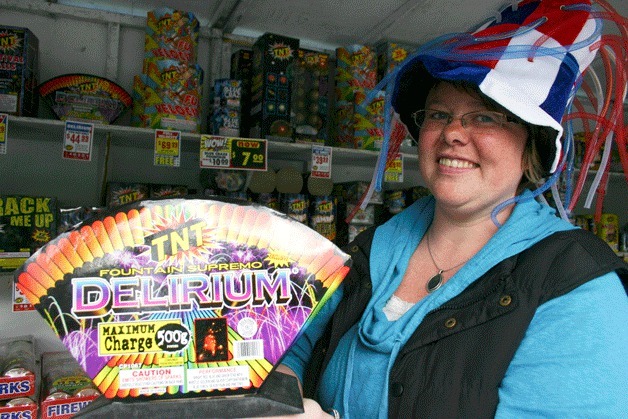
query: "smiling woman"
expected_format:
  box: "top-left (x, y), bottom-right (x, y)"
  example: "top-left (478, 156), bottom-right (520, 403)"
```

top-left (416, 81), bottom-right (536, 214)
top-left (276, 1), bottom-right (628, 418)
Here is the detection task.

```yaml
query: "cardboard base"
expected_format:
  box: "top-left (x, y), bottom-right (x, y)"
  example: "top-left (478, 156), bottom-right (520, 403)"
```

top-left (74, 371), bottom-right (303, 418)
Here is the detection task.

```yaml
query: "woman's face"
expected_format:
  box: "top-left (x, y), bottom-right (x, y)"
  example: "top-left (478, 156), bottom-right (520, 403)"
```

top-left (417, 82), bottom-right (529, 220)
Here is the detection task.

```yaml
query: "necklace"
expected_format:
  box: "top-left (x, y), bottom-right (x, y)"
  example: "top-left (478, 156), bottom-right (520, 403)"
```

top-left (425, 230), bottom-right (470, 293)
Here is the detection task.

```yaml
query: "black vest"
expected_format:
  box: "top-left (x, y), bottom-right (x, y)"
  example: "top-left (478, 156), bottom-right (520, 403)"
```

top-left (303, 228), bottom-right (627, 418)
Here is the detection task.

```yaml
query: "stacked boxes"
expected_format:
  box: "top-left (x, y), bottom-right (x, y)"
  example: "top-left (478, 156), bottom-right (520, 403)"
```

top-left (39, 352), bottom-right (100, 419)
top-left (131, 8), bottom-right (203, 133)
top-left (352, 89), bottom-right (385, 150)
top-left (0, 337), bottom-right (38, 418)
top-left (249, 33), bottom-right (300, 139)
top-left (290, 49), bottom-right (331, 144)
top-left (376, 40), bottom-right (417, 149)
top-left (333, 44), bottom-right (382, 150)
top-left (209, 79), bottom-right (242, 137)
top-left (0, 26), bottom-right (39, 116)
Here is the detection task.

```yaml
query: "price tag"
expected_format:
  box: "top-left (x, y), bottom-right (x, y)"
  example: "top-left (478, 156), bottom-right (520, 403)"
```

top-left (200, 135), bottom-right (267, 171)
top-left (384, 153), bottom-right (404, 183)
top-left (63, 120), bottom-right (94, 161)
top-left (311, 145), bottom-right (332, 179)
top-left (154, 129), bottom-right (181, 167)
top-left (13, 280), bottom-right (34, 312)
top-left (0, 113), bottom-right (7, 154)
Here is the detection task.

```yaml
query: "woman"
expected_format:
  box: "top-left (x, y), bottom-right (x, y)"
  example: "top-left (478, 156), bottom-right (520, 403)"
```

top-left (274, 0), bottom-right (627, 417)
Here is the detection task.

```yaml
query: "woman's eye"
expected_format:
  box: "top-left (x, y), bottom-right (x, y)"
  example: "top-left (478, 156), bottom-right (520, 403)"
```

top-left (427, 110), bottom-right (450, 121)
top-left (473, 112), bottom-right (499, 124)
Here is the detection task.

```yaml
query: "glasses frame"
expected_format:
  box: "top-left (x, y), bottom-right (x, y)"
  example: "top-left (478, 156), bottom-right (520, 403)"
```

top-left (411, 108), bottom-right (522, 133)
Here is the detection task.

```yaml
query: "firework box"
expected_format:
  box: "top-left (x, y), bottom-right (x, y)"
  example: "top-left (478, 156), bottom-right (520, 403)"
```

top-left (105, 182), bottom-right (150, 208)
top-left (0, 195), bottom-right (58, 272)
top-left (149, 184), bottom-right (188, 199)
top-left (249, 33), bottom-right (300, 139)
top-left (0, 336), bottom-right (39, 419)
top-left (230, 49), bottom-right (253, 137)
top-left (209, 79), bottom-right (242, 137)
top-left (13, 198), bottom-right (351, 417)
top-left (40, 352), bottom-right (100, 419)
top-left (289, 49), bottom-right (331, 144)
top-left (334, 44), bottom-right (377, 92)
top-left (353, 89), bottom-right (385, 150)
top-left (142, 59), bottom-right (203, 133)
top-left (144, 8), bottom-right (199, 66)
top-left (38, 74), bottom-right (132, 124)
top-left (375, 40), bottom-right (416, 81)
top-left (0, 336), bottom-right (37, 400)
top-left (0, 25), bottom-right (39, 117)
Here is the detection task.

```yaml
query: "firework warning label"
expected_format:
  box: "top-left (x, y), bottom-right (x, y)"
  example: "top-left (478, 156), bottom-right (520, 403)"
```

top-left (118, 366), bottom-right (185, 390)
top-left (98, 320), bottom-right (190, 356)
top-left (186, 365), bottom-right (250, 391)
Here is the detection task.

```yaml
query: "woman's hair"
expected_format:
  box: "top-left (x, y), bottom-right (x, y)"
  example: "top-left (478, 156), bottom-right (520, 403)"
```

top-left (428, 80), bottom-right (550, 189)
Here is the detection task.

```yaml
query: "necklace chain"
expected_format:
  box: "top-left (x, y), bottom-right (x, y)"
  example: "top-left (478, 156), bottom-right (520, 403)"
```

top-left (424, 230), bottom-right (471, 293)
top-left (426, 230), bottom-right (470, 273)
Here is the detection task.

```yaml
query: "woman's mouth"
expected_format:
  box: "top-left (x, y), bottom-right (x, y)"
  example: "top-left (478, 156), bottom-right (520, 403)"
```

top-left (439, 158), bottom-right (478, 169)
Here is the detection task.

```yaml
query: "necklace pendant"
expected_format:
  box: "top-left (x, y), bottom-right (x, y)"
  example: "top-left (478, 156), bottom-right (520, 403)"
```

top-left (426, 270), bottom-right (444, 293)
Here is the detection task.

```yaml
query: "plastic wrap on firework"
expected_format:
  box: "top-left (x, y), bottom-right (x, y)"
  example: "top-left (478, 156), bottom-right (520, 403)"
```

top-left (13, 198), bottom-right (351, 403)
top-left (38, 74), bottom-right (132, 124)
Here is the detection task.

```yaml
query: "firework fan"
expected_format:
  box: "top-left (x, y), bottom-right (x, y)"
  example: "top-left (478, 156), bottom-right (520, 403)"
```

top-left (14, 197), bottom-right (351, 405)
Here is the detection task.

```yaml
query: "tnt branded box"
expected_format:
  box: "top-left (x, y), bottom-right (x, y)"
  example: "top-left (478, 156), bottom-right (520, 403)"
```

top-left (0, 25), bottom-right (39, 116)
top-left (249, 33), bottom-right (300, 139)
top-left (149, 184), bottom-right (189, 199)
top-left (105, 182), bottom-right (150, 208)
top-left (14, 198), bottom-right (352, 417)
top-left (0, 195), bottom-right (58, 272)
top-left (333, 44), bottom-right (377, 148)
top-left (289, 49), bottom-right (331, 144)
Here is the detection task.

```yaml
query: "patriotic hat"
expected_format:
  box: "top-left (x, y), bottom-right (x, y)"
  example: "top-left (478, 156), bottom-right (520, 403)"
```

top-left (391, 0), bottom-right (603, 175)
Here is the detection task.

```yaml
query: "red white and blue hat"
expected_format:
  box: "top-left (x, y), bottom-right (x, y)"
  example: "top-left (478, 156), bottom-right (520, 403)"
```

top-left (361, 0), bottom-right (626, 222)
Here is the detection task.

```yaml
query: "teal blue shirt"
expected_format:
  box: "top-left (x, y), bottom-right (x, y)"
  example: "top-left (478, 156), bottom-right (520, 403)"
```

top-left (282, 192), bottom-right (628, 418)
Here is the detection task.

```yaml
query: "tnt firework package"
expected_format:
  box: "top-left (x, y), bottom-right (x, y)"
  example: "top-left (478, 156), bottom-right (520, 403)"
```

top-left (13, 198), bottom-right (351, 411)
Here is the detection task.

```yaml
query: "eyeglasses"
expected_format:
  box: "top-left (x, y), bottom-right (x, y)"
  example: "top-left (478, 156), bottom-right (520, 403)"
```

top-left (411, 109), bottom-right (523, 134)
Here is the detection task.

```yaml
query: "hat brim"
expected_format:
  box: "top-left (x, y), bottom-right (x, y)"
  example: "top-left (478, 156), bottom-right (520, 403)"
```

top-left (390, 56), bottom-right (560, 175)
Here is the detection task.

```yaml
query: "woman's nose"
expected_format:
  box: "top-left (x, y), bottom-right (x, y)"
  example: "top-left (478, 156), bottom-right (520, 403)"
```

top-left (441, 117), bottom-right (469, 144)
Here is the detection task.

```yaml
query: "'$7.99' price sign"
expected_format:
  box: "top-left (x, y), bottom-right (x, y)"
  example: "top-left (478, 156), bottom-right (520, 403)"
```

top-left (200, 135), bottom-right (267, 171)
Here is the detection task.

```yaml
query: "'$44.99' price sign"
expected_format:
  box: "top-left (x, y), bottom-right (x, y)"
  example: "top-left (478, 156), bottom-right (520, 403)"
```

top-left (200, 135), bottom-right (267, 171)
top-left (63, 121), bottom-right (94, 161)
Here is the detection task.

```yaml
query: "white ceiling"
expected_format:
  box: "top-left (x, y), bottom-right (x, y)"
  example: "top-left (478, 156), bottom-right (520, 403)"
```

top-left (59, 0), bottom-right (628, 50)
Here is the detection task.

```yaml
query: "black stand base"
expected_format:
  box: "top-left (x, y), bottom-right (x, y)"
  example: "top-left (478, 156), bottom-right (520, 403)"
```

top-left (74, 371), bottom-right (303, 418)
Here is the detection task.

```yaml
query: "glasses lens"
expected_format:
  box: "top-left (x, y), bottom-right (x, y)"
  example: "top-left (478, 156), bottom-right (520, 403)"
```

top-left (412, 109), bottom-right (513, 133)
top-left (413, 109), bottom-right (451, 129)
top-left (463, 111), bottom-right (506, 130)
